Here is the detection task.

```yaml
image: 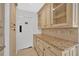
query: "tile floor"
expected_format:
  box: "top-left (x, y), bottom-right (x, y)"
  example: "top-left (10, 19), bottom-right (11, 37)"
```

top-left (17, 47), bottom-right (38, 56)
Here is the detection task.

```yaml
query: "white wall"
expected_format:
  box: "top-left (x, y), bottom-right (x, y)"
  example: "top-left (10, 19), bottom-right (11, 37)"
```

top-left (17, 3), bottom-right (44, 12)
top-left (16, 8), bottom-right (41, 51)
top-left (4, 4), bottom-right (10, 56)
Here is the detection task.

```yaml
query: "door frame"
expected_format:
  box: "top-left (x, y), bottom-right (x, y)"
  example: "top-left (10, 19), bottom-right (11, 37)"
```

top-left (9, 3), bottom-right (16, 56)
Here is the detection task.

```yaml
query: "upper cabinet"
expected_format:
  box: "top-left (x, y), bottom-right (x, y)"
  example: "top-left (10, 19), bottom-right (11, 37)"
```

top-left (38, 4), bottom-right (51, 29)
top-left (45, 4), bottom-right (51, 28)
top-left (38, 3), bottom-right (78, 29)
top-left (51, 4), bottom-right (67, 27)
top-left (38, 5), bottom-right (46, 28)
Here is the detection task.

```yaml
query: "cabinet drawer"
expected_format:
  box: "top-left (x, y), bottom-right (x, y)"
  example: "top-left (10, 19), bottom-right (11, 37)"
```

top-left (43, 41), bottom-right (63, 56)
top-left (33, 35), bottom-right (37, 48)
top-left (47, 45), bottom-right (63, 56)
top-left (76, 45), bottom-right (79, 56)
top-left (44, 48), bottom-right (55, 56)
top-left (63, 46), bottom-right (76, 56)
top-left (36, 46), bottom-right (44, 56)
top-left (37, 39), bottom-right (44, 52)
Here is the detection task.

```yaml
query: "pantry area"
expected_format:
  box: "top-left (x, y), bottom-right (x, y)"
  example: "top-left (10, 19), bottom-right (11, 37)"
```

top-left (33, 3), bottom-right (79, 56)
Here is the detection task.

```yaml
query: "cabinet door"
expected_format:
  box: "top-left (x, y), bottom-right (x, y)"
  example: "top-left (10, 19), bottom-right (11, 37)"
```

top-left (43, 40), bottom-right (56, 56)
top-left (51, 3), bottom-right (67, 26)
top-left (37, 39), bottom-right (44, 52)
top-left (50, 3), bottom-right (76, 28)
top-left (45, 4), bottom-right (51, 28)
top-left (50, 3), bottom-right (54, 26)
top-left (33, 35), bottom-right (37, 48)
top-left (38, 4), bottom-right (51, 29)
top-left (44, 48), bottom-right (55, 56)
top-left (66, 4), bottom-right (73, 27)
top-left (36, 46), bottom-right (44, 56)
top-left (38, 5), bottom-right (47, 29)
top-left (36, 39), bottom-right (44, 56)
top-left (38, 3), bottom-right (76, 28)
top-left (41, 10), bottom-right (46, 28)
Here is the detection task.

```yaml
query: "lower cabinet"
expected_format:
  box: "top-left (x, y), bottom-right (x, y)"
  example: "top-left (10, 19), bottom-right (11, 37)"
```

top-left (36, 46), bottom-right (44, 56)
top-left (33, 35), bottom-right (37, 49)
top-left (37, 39), bottom-right (44, 52)
top-left (34, 37), bottom-right (57, 56)
top-left (33, 35), bottom-right (78, 56)
top-left (36, 38), bottom-right (44, 56)
top-left (44, 48), bottom-right (55, 56)
top-left (76, 45), bottom-right (79, 56)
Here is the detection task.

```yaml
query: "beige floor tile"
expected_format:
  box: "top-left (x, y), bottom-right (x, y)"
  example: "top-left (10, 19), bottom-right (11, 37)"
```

top-left (17, 47), bottom-right (38, 56)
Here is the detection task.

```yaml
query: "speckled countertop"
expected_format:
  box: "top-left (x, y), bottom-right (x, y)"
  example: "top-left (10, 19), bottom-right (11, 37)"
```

top-left (34, 34), bottom-right (78, 51)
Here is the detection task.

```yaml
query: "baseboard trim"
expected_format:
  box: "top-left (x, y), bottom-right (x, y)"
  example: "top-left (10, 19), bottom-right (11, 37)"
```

top-left (17, 46), bottom-right (32, 52)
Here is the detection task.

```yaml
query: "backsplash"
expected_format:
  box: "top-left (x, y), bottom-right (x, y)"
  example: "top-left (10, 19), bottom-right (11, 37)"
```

top-left (42, 28), bottom-right (78, 42)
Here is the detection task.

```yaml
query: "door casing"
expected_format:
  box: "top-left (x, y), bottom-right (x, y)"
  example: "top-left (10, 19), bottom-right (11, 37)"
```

top-left (9, 3), bottom-right (16, 56)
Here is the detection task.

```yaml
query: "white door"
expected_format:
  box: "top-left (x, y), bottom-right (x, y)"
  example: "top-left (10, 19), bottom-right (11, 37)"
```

top-left (23, 17), bottom-right (33, 48)
top-left (16, 11), bottom-right (33, 50)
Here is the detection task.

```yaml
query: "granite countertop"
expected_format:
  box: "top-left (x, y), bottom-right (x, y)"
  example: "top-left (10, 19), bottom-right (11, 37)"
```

top-left (34, 34), bottom-right (78, 51)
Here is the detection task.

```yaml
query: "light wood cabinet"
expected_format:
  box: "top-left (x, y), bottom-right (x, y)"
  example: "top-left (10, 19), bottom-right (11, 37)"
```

top-left (33, 35), bottom-right (37, 49)
top-left (33, 34), bottom-right (78, 56)
top-left (38, 3), bottom-right (78, 28)
top-left (51, 3), bottom-right (75, 28)
top-left (45, 4), bottom-right (51, 28)
top-left (36, 3), bottom-right (79, 56)
top-left (38, 5), bottom-right (46, 28)
top-left (38, 4), bottom-right (51, 29)
top-left (44, 48), bottom-right (55, 56)
top-left (51, 4), bottom-right (67, 26)
top-left (37, 38), bottom-right (44, 52)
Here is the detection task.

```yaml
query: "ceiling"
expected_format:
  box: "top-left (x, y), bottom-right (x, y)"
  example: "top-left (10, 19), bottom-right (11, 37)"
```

top-left (17, 3), bottom-right (44, 13)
